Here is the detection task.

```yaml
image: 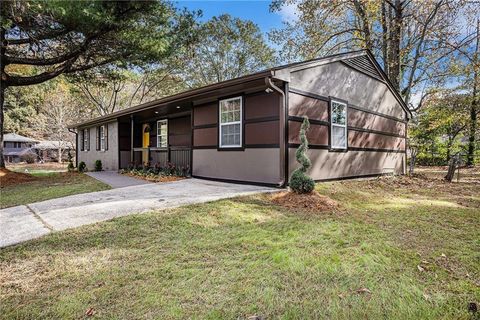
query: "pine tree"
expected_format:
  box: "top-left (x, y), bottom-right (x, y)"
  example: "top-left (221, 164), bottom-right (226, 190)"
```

top-left (290, 117), bottom-right (315, 193)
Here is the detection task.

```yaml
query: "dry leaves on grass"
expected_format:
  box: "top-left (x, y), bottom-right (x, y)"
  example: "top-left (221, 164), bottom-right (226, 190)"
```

top-left (270, 191), bottom-right (339, 213)
top-left (0, 168), bottom-right (36, 187)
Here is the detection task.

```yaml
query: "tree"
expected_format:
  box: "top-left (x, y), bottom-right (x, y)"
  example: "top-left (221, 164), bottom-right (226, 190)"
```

top-left (410, 91), bottom-right (471, 165)
top-left (269, 0), bottom-right (469, 108)
top-left (73, 65), bottom-right (186, 116)
top-left (0, 0), bottom-right (197, 168)
top-left (182, 14), bottom-right (275, 88)
top-left (35, 80), bottom-right (78, 163)
top-left (289, 117), bottom-right (315, 193)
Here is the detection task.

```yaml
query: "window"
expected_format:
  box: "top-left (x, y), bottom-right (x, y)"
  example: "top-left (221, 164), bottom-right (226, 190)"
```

top-left (157, 120), bottom-right (168, 148)
top-left (219, 96), bottom-right (242, 148)
top-left (83, 128), bottom-right (89, 151)
top-left (14, 142), bottom-right (21, 148)
top-left (99, 125), bottom-right (106, 151)
top-left (330, 99), bottom-right (347, 149)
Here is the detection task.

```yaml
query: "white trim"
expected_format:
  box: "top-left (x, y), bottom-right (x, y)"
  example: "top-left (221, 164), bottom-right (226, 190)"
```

top-left (83, 128), bottom-right (89, 151)
top-left (156, 119), bottom-right (168, 148)
top-left (99, 125), bottom-right (106, 151)
top-left (330, 99), bottom-right (347, 150)
top-left (219, 96), bottom-right (243, 148)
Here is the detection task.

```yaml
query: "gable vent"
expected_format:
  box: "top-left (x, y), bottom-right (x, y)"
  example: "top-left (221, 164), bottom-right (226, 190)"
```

top-left (343, 55), bottom-right (383, 80)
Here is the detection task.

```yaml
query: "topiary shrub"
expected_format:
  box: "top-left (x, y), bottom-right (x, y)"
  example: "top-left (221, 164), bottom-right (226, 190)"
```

top-left (67, 151), bottom-right (74, 172)
top-left (289, 116), bottom-right (315, 194)
top-left (94, 159), bottom-right (103, 172)
top-left (78, 161), bottom-right (87, 173)
top-left (67, 161), bottom-right (75, 172)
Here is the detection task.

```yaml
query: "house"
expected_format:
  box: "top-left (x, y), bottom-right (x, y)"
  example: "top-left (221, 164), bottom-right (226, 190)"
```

top-left (70, 50), bottom-right (411, 187)
top-left (33, 140), bottom-right (75, 162)
top-left (3, 133), bottom-right (38, 163)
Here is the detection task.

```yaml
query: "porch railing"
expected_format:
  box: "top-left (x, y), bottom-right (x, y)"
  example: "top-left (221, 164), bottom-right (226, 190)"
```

top-left (131, 146), bottom-right (191, 171)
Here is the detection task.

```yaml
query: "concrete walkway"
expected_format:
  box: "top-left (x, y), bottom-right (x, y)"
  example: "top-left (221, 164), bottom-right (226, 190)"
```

top-left (0, 179), bottom-right (277, 248)
top-left (86, 171), bottom-right (151, 188)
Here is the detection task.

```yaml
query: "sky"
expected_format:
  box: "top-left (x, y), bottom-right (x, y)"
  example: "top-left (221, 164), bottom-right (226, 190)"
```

top-left (175, 0), bottom-right (295, 35)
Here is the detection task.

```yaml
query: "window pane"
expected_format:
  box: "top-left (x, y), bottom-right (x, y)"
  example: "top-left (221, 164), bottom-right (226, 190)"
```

top-left (332, 102), bottom-right (346, 125)
top-left (220, 98), bottom-right (241, 124)
top-left (221, 123), bottom-right (241, 146)
top-left (332, 125), bottom-right (346, 148)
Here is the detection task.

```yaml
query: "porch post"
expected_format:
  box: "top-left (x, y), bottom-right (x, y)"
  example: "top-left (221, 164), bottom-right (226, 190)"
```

top-left (130, 115), bottom-right (134, 163)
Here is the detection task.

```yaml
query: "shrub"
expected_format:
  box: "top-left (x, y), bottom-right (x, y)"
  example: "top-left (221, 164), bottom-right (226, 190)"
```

top-left (78, 161), bottom-right (87, 173)
top-left (289, 116), bottom-right (315, 194)
top-left (94, 160), bottom-right (103, 171)
top-left (21, 152), bottom-right (36, 164)
top-left (67, 161), bottom-right (75, 172)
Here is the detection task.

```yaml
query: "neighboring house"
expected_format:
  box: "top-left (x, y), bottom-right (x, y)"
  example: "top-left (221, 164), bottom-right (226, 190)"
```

top-left (3, 133), bottom-right (38, 163)
top-left (70, 50), bottom-right (411, 186)
top-left (33, 140), bottom-right (75, 162)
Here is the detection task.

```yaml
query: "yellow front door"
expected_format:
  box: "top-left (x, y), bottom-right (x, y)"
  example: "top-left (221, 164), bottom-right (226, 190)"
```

top-left (142, 124), bottom-right (150, 164)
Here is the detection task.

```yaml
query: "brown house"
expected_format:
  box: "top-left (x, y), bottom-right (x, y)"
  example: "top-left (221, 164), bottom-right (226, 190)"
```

top-left (70, 50), bottom-right (411, 187)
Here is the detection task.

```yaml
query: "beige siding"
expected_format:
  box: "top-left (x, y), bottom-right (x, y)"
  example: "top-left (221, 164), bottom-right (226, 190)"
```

top-left (192, 149), bottom-right (280, 184)
top-left (288, 148), bottom-right (405, 180)
top-left (290, 62), bottom-right (406, 120)
top-left (78, 121), bottom-right (119, 171)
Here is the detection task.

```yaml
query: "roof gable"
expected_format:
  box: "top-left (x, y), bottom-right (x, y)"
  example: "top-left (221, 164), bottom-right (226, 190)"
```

top-left (278, 50), bottom-right (411, 119)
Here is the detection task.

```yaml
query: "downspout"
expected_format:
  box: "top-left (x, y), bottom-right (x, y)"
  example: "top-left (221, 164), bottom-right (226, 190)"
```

top-left (265, 77), bottom-right (286, 187)
top-left (67, 128), bottom-right (78, 168)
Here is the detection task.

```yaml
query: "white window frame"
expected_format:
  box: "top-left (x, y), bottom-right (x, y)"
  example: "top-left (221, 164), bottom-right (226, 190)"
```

top-left (99, 125), bottom-right (106, 151)
top-left (156, 119), bottom-right (168, 148)
top-left (219, 96), bottom-right (243, 148)
top-left (83, 128), bottom-right (89, 151)
top-left (330, 99), bottom-right (347, 150)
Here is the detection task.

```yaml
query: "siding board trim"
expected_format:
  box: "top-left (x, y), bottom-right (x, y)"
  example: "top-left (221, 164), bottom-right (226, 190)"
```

top-left (288, 115), bottom-right (329, 126)
top-left (347, 126), bottom-right (406, 138)
top-left (289, 87), bottom-right (407, 123)
top-left (244, 116), bottom-right (279, 124)
top-left (289, 143), bottom-right (404, 153)
top-left (348, 146), bottom-right (405, 153)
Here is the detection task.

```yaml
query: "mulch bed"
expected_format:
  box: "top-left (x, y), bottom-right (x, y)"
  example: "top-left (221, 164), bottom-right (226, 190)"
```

top-left (121, 172), bottom-right (185, 183)
top-left (270, 191), bottom-right (339, 212)
top-left (0, 168), bottom-right (37, 187)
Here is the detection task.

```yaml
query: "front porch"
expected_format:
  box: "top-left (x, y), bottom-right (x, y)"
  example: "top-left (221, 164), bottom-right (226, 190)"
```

top-left (118, 103), bottom-right (192, 172)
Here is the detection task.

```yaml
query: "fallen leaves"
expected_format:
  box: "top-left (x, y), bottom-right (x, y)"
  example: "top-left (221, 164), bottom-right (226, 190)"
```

top-left (85, 307), bottom-right (96, 317)
top-left (355, 287), bottom-right (372, 295)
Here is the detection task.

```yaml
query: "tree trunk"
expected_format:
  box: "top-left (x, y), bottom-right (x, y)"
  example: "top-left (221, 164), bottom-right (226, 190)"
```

top-left (381, 1), bottom-right (389, 74)
top-left (58, 147), bottom-right (62, 163)
top-left (0, 28), bottom-right (6, 169)
top-left (467, 20), bottom-right (479, 166)
top-left (445, 154), bottom-right (459, 182)
top-left (388, 0), bottom-right (402, 91)
top-left (409, 148), bottom-right (417, 176)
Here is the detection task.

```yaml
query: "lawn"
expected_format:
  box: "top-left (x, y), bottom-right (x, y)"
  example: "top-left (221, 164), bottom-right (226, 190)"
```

top-left (0, 169), bottom-right (478, 319)
top-left (0, 171), bottom-right (110, 208)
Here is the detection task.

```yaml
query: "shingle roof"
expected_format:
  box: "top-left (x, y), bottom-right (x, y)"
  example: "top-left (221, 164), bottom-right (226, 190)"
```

top-left (33, 140), bottom-right (74, 149)
top-left (70, 49), bottom-right (411, 129)
top-left (3, 133), bottom-right (38, 143)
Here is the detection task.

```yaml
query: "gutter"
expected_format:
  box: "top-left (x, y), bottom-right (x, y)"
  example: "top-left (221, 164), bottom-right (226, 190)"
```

top-left (67, 128), bottom-right (78, 168)
top-left (265, 77), bottom-right (286, 188)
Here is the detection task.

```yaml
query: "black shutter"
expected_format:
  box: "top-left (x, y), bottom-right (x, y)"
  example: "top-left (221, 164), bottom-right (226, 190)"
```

top-left (96, 127), bottom-right (100, 151)
top-left (105, 125), bottom-right (108, 150)
top-left (80, 130), bottom-right (84, 151)
top-left (87, 129), bottom-right (90, 151)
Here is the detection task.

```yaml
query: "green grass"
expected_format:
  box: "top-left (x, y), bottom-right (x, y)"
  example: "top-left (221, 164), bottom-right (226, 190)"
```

top-left (0, 172), bottom-right (110, 208)
top-left (0, 170), bottom-right (478, 319)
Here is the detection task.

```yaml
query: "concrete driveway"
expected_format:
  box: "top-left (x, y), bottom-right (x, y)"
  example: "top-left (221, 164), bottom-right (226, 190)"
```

top-left (0, 179), bottom-right (277, 248)
top-left (85, 171), bottom-right (152, 188)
